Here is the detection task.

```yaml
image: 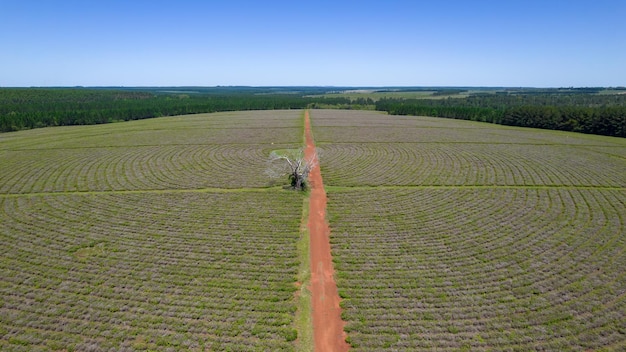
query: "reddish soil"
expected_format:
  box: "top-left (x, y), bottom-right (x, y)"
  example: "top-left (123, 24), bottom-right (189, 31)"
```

top-left (305, 110), bottom-right (350, 352)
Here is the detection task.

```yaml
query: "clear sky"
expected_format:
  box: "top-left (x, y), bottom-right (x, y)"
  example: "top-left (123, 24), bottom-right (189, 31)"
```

top-left (1, 0), bottom-right (624, 87)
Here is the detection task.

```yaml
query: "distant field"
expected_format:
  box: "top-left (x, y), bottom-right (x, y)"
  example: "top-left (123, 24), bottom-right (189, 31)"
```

top-left (309, 87), bottom-right (626, 102)
top-left (311, 110), bottom-right (626, 351)
top-left (308, 90), bottom-right (470, 102)
top-left (0, 110), bottom-right (305, 351)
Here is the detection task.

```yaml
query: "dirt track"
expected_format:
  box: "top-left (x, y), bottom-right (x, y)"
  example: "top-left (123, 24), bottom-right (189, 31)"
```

top-left (304, 110), bottom-right (350, 352)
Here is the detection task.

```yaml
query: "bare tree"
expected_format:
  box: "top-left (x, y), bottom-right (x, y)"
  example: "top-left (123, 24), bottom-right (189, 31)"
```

top-left (266, 148), bottom-right (317, 190)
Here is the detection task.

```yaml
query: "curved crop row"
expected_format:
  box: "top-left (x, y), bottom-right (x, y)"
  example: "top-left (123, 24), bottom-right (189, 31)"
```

top-left (318, 143), bottom-right (626, 187)
top-left (0, 110), bottom-right (305, 193)
top-left (0, 144), bottom-right (296, 193)
top-left (327, 188), bottom-right (626, 351)
top-left (0, 191), bottom-right (303, 351)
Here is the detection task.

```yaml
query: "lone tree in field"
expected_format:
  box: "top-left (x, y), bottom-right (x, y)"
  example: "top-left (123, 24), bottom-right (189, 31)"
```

top-left (266, 148), bottom-right (317, 190)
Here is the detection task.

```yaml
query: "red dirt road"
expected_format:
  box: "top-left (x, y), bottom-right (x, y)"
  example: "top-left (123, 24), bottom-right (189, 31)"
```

top-left (305, 110), bottom-right (350, 352)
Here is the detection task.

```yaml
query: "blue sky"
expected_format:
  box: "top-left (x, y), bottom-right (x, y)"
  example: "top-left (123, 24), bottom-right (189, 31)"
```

top-left (1, 0), bottom-right (624, 87)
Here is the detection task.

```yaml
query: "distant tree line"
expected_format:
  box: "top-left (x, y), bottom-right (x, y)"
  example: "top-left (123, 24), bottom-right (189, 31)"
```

top-left (2, 88), bottom-right (625, 137)
top-left (376, 93), bottom-right (626, 137)
top-left (0, 88), bottom-right (351, 132)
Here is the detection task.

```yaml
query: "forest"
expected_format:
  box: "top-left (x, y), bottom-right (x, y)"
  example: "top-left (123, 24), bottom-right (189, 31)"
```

top-left (375, 90), bottom-right (626, 137)
top-left (0, 87), bottom-right (350, 132)
top-left (1, 87), bottom-right (625, 137)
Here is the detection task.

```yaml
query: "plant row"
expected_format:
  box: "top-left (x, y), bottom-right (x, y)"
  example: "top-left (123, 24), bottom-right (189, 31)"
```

top-left (0, 110), bottom-right (305, 193)
top-left (308, 111), bottom-right (626, 188)
top-left (0, 191), bottom-right (304, 351)
top-left (0, 144), bottom-right (295, 193)
top-left (327, 188), bottom-right (626, 351)
top-left (317, 142), bottom-right (625, 188)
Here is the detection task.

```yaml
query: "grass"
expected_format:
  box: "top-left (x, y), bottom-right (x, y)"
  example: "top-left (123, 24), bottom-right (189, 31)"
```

top-left (294, 196), bottom-right (313, 352)
top-left (293, 110), bottom-right (313, 352)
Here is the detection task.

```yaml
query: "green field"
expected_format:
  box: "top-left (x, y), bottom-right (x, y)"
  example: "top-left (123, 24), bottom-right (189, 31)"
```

top-left (307, 89), bottom-right (475, 102)
top-left (1, 109), bottom-right (625, 351)
top-left (0, 111), bottom-right (306, 351)
top-left (311, 110), bottom-right (626, 350)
